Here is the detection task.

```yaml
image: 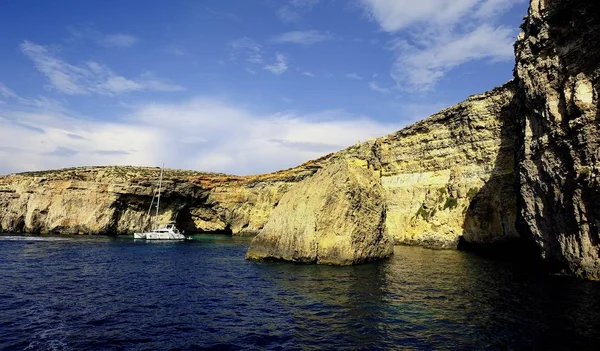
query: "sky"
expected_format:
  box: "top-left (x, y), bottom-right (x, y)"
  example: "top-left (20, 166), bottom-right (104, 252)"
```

top-left (0, 0), bottom-right (529, 175)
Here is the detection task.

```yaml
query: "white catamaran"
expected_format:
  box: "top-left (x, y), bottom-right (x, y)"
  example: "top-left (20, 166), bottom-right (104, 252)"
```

top-left (134, 167), bottom-right (186, 240)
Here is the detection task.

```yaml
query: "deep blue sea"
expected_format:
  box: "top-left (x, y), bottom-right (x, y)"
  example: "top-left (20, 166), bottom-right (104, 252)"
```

top-left (1, 234), bottom-right (600, 350)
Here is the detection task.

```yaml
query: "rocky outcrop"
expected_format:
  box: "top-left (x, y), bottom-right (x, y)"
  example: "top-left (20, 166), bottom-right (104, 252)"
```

top-left (246, 158), bottom-right (393, 265)
top-left (0, 161), bottom-right (329, 235)
top-left (0, 87), bottom-right (521, 250)
top-left (2, 0), bottom-right (599, 276)
top-left (515, 0), bottom-right (600, 278)
top-left (0, 84), bottom-right (521, 247)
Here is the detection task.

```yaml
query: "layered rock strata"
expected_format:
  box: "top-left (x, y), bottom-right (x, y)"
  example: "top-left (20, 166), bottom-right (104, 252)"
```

top-left (246, 158), bottom-right (393, 265)
top-left (374, 83), bottom-right (520, 248)
top-left (0, 84), bottom-right (521, 249)
top-left (515, 0), bottom-right (600, 278)
top-left (0, 161), bottom-right (328, 235)
top-left (1, 0), bottom-right (599, 276)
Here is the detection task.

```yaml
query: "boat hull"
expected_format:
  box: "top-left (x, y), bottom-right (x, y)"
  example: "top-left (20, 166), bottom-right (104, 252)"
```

top-left (145, 233), bottom-right (186, 240)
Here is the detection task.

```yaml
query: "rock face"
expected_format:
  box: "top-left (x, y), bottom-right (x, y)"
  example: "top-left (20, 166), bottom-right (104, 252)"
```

top-left (375, 83), bottom-right (520, 248)
top-left (0, 162), bottom-right (326, 235)
top-left (0, 87), bottom-right (522, 250)
top-left (515, 0), bottom-right (600, 278)
top-left (246, 158), bottom-right (393, 265)
top-left (1, 0), bottom-right (599, 275)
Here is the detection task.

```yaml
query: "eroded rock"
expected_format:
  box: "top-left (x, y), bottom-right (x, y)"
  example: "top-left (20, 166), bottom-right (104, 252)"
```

top-left (246, 158), bottom-right (393, 265)
top-left (515, 0), bottom-right (600, 278)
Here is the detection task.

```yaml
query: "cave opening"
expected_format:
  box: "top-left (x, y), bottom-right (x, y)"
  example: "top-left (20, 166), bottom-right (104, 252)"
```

top-left (175, 207), bottom-right (233, 235)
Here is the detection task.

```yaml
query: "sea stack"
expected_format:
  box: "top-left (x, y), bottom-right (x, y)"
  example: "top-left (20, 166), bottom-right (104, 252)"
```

top-left (246, 158), bottom-right (393, 265)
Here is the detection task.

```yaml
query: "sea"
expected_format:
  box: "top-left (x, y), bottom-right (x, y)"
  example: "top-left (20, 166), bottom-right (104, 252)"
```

top-left (1, 234), bottom-right (599, 351)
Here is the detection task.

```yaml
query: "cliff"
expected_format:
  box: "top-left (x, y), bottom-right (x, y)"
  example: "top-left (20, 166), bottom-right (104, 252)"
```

top-left (374, 82), bottom-right (520, 248)
top-left (0, 83), bottom-right (520, 247)
top-left (515, 0), bottom-right (600, 279)
top-left (246, 158), bottom-right (393, 264)
top-left (1, 0), bottom-right (599, 275)
top-left (0, 160), bottom-right (330, 235)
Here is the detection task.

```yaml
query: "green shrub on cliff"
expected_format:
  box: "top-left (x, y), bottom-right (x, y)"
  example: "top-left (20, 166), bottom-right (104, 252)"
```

top-left (443, 197), bottom-right (458, 210)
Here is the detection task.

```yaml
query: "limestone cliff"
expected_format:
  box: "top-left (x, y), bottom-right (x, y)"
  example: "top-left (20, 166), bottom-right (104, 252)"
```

top-left (246, 158), bottom-right (393, 265)
top-left (0, 161), bottom-right (328, 235)
top-left (2, 0), bottom-right (599, 276)
top-left (373, 83), bottom-right (520, 248)
top-left (0, 86), bottom-right (520, 249)
top-left (515, 0), bottom-right (600, 278)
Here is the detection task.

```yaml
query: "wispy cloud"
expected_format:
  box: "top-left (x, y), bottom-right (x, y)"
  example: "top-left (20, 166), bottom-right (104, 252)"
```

top-left (0, 89), bottom-right (399, 175)
top-left (302, 71), bottom-right (315, 77)
top-left (270, 30), bottom-right (333, 45)
top-left (345, 73), bottom-right (363, 80)
top-left (0, 82), bottom-right (17, 99)
top-left (264, 53), bottom-right (288, 75)
top-left (229, 37), bottom-right (263, 64)
top-left (390, 25), bottom-right (514, 91)
top-left (20, 41), bottom-right (183, 95)
top-left (276, 0), bottom-right (320, 23)
top-left (99, 34), bottom-right (138, 48)
top-left (368, 81), bottom-right (391, 94)
top-left (164, 46), bottom-right (189, 56)
top-left (359, 0), bottom-right (525, 91)
top-left (68, 26), bottom-right (139, 48)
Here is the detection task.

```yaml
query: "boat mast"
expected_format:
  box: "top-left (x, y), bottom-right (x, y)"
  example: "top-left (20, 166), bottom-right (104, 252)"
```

top-left (155, 165), bottom-right (164, 230)
top-left (145, 193), bottom-right (155, 231)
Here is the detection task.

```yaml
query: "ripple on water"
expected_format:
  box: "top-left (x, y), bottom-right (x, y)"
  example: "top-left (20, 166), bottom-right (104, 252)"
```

top-left (1, 234), bottom-right (600, 350)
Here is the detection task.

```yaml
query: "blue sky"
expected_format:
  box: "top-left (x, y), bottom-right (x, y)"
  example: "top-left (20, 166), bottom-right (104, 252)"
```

top-left (0, 0), bottom-right (528, 175)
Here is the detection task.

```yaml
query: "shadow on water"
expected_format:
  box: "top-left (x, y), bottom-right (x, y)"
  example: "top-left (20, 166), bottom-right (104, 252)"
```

top-left (252, 245), bottom-right (600, 350)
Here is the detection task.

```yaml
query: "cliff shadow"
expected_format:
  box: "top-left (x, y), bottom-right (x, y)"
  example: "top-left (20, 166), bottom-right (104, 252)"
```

top-left (459, 84), bottom-right (540, 258)
top-left (509, 0), bottom-right (600, 275)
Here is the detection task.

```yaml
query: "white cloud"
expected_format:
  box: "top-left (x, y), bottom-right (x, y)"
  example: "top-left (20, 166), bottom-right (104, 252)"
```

top-left (20, 41), bottom-right (183, 95)
top-left (360, 0), bottom-right (478, 32)
top-left (475, 0), bottom-right (526, 18)
top-left (302, 71), bottom-right (315, 77)
top-left (99, 34), bottom-right (139, 48)
top-left (164, 46), bottom-right (189, 56)
top-left (229, 37), bottom-right (263, 64)
top-left (0, 82), bottom-right (17, 99)
top-left (270, 30), bottom-right (333, 45)
top-left (391, 25), bottom-right (515, 91)
top-left (0, 93), bottom-right (399, 175)
top-left (368, 81), bottom-right (391, 94)
top-left (345, 73), bottom-right (363, 80)
top-left (359, 0), bottom-right (525, 91)
top-left (276, 0), bottom-right (320, 23)
top-left (229, 38), bottom-right (293, 75)
top-left (68, 27), bottom-right (139, 48)
top-left (264, 53), bottom-right (288, 75)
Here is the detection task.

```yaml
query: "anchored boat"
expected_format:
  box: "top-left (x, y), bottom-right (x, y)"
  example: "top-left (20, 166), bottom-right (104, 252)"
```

top-left (134, 166), bottom-right (186, 240)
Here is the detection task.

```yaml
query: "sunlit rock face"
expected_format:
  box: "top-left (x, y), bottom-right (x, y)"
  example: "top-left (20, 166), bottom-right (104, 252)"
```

top-left (374, 83), bottom-right (520, 248)
top-left (514, 0), bottom-right (600, 279)
top-left (0, 164), bottom-right (325, 236)
top-left (0, 87), bottom-right (522, 255)
top-left (246, 158), bottom-right (393, 265)
top-left (2, 0), bottom-right (599, 275)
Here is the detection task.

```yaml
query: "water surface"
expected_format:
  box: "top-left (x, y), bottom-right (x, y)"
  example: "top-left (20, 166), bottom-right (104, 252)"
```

top-left (1, 234), bottom-right (599, 350)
